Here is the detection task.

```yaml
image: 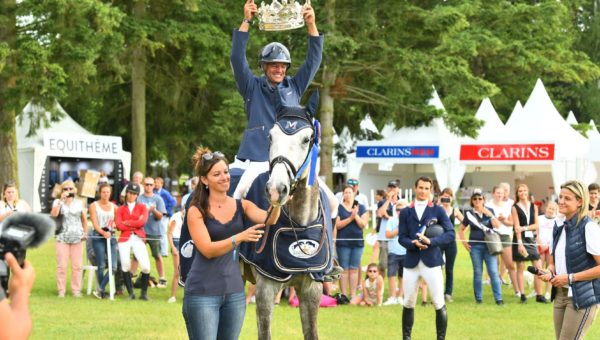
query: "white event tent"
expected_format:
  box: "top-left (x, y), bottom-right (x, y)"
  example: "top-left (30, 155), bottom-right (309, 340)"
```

top-left (17, 101), bottom-right (131, 212)
top-left (502, 79), bottom-right (596, 196)
top-left (347, 90), bottom-right (464, 196)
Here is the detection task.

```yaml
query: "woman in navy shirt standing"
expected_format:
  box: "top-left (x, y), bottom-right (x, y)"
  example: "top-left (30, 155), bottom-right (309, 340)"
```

top-left (459, 192), bottom-right (504, 305)
top-left (183, 147), bottom-right (279, 340)
top-left (335, 185), bottom-right (369, 301)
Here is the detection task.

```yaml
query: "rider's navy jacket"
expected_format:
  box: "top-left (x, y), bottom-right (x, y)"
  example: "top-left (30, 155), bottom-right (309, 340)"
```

top-left (398, 202), bottom-right (455, 269)
top-left (230, 29), bottom-right (323, 162)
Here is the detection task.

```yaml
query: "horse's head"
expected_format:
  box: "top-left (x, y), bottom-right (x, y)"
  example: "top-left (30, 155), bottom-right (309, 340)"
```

top-left (266, 91), bottom-right (319, 207)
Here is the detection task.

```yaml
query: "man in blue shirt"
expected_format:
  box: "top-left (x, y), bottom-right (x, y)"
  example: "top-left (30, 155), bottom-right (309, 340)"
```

top-left (138, 177), bottom-right (167, 289)
top-left (155, 177), bottom-right (176, 257)
top-left (230, 0), bottom-right (323, 199)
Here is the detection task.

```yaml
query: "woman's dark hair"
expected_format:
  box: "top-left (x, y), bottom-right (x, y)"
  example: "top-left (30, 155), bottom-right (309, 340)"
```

top-left (189, 147), bottom-right (228, 219)
top-left (441, 187), bottom-right (453, 197)
top-left (98, 183), bottom-right (112, 194)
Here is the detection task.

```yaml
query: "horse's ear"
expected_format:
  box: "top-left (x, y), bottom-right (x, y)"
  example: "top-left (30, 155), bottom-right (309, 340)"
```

top-left (306, 90), bottom-right (319, 117)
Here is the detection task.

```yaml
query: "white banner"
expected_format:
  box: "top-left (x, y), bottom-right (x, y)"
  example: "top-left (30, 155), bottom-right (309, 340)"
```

top-left (43, 132), bottom-right (123, 159)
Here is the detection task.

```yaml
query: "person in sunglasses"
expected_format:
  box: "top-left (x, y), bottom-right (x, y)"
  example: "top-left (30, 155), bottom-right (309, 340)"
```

top-left (459, 192), bottom-right (504, 305)
top-left (229, 0), bottom-right (323, 200)
top-left (182, 147), bottom-right (280, 340)
top-left (50, 180), bottom-right (88, 298)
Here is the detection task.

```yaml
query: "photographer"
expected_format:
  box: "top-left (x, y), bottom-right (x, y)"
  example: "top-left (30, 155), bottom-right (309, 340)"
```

top-left (0, 253), bottom-right (34, 339)
top-left (51, 180), bottom-right (87, 298)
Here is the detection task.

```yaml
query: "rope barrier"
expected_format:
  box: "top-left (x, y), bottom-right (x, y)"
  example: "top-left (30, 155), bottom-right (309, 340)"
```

top-left (83, 235), bottom-right (545, 247)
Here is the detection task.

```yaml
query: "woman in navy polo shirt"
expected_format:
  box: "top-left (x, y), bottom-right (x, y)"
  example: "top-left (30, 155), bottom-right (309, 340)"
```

top-left (335, 185), bottom-right (369, 301)
top-left (459, 192), bottom-right (504, 305)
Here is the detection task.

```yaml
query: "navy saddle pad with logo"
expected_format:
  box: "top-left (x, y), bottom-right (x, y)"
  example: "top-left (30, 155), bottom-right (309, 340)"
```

top-left (240, 190), bottom-right (333, 282)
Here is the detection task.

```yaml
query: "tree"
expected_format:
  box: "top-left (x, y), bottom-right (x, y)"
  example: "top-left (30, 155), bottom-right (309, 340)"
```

top-left (0, 0), bottom-right (123, 187)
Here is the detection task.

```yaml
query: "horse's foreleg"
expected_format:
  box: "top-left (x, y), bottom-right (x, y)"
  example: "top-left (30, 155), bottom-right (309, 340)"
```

top-left (255, 275), bottom-right (283, 340)
top-left (297, 277), bottom-right (322, 340)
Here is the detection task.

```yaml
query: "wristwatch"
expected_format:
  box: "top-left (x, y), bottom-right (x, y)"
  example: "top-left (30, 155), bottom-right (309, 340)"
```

top-left (242, 18), bottom-right (252, 24)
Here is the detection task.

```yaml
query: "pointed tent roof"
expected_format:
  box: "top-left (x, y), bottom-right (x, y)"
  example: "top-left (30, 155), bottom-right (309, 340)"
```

top-left (471, 98), bottom-right (505, 140)
top-left (369, 89), bottom-right (458, 147)
top-left (566, 111), bottom-right (578, 125)
top-left (17, 101), bottom-right (90, 149)
top-left (359, 114), bottom-right (379, 134)
top-left (587, 120), bottom-right (600, 140)
top-left (505, 101), bottom-right (523, 127)
top-left (504, 79), bottom-right (589, 159)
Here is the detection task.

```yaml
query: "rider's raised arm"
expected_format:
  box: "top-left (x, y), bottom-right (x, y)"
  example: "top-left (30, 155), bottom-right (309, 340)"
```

top-left (290, 4), bottom-right (323, 96)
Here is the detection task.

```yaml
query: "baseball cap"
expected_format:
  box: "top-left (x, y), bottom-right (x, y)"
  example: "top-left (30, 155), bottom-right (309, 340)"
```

top-left (388, 180), bottom-right (399, 188)
top-left (126, 183), bottom-right (140, 195)
top-left (347, 178), bottom-right (359, 186)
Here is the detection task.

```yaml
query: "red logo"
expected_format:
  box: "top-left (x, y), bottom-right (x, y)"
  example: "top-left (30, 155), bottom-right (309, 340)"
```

top-left (460, 144), bottom-right (554, 161)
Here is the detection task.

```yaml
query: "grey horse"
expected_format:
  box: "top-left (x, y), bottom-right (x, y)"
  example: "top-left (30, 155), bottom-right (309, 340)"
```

top-left (241, 98), bottom-right (337, 340)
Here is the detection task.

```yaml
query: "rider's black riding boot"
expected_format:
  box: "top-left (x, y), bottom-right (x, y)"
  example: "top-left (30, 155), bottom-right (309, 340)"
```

top-left (436, 305), bottom-right (448, 340)
top-left (123, 271), bottom-right (135, 300)
top-left (140, 273), bottom-right (150, 301)
top-left (402, 307), bottom-right (414, 340)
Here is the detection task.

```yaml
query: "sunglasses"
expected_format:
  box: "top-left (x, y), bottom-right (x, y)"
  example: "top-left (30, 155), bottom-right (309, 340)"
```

top-left (347, 180), bottom-right (359, 186)
top-left (472, 197), bottom-right (484, 201)
top-left (144, 183), bottom-right (154, 186)
top-left (368, 270), bottom-right (378, 273)
top-left (202, 151), bottom-right (224, 161)
top-left (63, 187), bottom-right (74, 191)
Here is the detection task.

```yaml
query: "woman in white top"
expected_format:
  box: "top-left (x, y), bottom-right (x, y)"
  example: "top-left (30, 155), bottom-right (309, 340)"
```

top-left (511, 183), bottom-right (544, 303)
top-left (0, 181), bottom-right (32, 223)
top-left (541, 180), bottom-right (600, 339)
top-left (50, 180), bottom-right (87, 298)
top-left (486, 185), bottom-right (518, 295)
top-left (537, 201), bottom-right (559, 300)
top-left (89, 183), bottom-right (118, 299)
top-left (168, 209), bottom-right (184, 303)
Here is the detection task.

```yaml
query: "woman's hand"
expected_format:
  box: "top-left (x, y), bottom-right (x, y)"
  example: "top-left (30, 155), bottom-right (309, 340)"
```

top-left (171, 246), bottom-right (179, 256)
top-left (239, 224), bottom-right (265, 243)
top-left (518, 243), bottom-right (528, 257)
top-left (102, 230), bottom-right (111, 239)
top-left (350, 206), bottom-right (358, 218)
top-left (462, 241), bottom-right (471, 252)
top-left (514, 225), bottom-right (523, 234)
top-left (550, 274), bottom-right (569, 287)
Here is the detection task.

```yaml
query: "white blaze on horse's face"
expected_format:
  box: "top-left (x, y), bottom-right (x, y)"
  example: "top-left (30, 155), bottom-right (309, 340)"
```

top-left (267, 124), bottom-right (313, 206)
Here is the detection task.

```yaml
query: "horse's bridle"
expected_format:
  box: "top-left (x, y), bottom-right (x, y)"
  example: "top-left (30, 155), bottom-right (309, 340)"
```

top-left (267, 111), bottom-right (316, 197)
top-left (256, 110), bottom-right (317, 255)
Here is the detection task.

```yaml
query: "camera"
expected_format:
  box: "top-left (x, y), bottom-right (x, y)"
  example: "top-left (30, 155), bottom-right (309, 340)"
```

top-left (440, 197), bottom-right (451, 203)
top-left (0, 225), bottom-right (36, 293)
top-left (352, 200), bottom-right (358, 208)
top-left (67, 193), bottom-right (75, 198)
top-left (0, 213), bottom-right (55, 294)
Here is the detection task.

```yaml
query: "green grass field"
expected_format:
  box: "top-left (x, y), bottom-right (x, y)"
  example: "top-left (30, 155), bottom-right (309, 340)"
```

top-left (22, 233), bottom-right (600, 340)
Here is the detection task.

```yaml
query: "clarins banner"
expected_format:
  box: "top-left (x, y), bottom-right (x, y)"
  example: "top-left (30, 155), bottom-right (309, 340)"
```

top-left (460, 143), bottom-right (555, 161)
top-left (356, 146), bottom-right (440, 159)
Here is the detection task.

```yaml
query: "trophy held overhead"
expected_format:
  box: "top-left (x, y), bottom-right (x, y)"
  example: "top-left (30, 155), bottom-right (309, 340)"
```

top-left (257, 0), bottom-right (311, 31)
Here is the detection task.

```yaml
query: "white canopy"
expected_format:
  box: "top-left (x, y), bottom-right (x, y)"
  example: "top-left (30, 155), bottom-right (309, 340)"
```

top-left (566, 111), bottom-right (579, 125)
top-left (17, 101), bottom-right (131, 212)
top-left (349, 89), bottom-right (464, 194)
top-left (504, 79), bottom-right (596, 192)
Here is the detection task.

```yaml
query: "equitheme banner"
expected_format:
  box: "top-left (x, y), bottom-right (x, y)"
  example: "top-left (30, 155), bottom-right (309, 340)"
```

top-left (356, 146), bottom-right (440, 158)
top-left (43, 133), bottom-right (123, 159)
top-left (460, 143), bottom-right (555, 161)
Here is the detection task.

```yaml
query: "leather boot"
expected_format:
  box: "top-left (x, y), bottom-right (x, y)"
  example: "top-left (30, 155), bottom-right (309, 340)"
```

top-left (140, 273), bottom-right (150, 301)
top-left (435, 305), bottom-right (448, 340)
top-left (123, 272), bottom-right (135, 300)
top-left (402, 307), bottom-right (414, 340)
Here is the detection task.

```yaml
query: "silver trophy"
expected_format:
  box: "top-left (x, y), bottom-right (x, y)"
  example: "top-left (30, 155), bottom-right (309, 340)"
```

top-left (257, 0), bottom-right (310, 31)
